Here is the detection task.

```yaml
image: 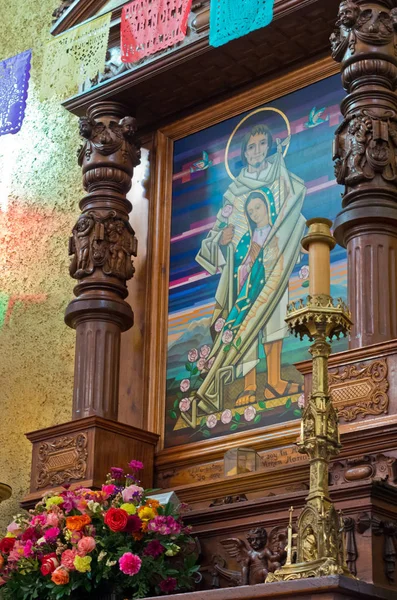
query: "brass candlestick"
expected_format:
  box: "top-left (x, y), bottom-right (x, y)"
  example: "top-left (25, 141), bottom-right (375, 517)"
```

top-left (267, 218), bottom-right (353, 582)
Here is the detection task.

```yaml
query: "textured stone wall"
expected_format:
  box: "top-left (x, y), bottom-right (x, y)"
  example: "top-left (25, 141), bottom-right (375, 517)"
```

top-left (0, 0), bottom-right (82, 528)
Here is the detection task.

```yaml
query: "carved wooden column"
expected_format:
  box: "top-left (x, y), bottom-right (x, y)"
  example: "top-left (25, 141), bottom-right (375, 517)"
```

top-left (332, 0), bottom-right (397, 348)
top-left (65, 102), bottom-right (139, 420)
top-left (23, 103), bottom-right (159, 507)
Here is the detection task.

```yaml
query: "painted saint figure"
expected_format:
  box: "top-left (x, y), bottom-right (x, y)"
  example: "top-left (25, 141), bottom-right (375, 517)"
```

top-left (196, 122), bottom-right (306, 410)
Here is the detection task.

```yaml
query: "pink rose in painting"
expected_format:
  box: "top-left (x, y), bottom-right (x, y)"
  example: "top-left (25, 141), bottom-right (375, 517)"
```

top-left (221, 204), bottom-right (233, 218)
top-left (206, 415), bottom-right (217, 429)
top-left (197, 358), bottom-right (206, 371)
top-left (188, 348), bottom-right (198, 362)
top-left (299, 265), bottom-right (309, 280)
top-left (222, 329), bottom-right (234, 344)
top-left (180, 378), bottom-right (190, 392)
top-left (206, 357), bottom-right (215, 369)
top-left (214, 318), bottom-right (225, 333)
top-left (221, 409), bottom-right (233, 424)
top-left (244, 406), bottom-right (256, 422)
top-left (179, 398), bottom-right (191, 413)
top-left (200, 345), bottom-right (211, 359)
top-left (297, 393), bottom-right (305, 409)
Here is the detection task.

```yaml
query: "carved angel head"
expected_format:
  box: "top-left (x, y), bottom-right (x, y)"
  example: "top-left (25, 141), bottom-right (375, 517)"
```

top-left (79, 116), bottom-right (93, 139)
top-left (337, 0), bottom-right (360, 29)
top-left (119, 116), bottom-right (138, 141)
top-left (391, 8), bottom-right (397, 31)
top-left (247, 527), bottom-right (267, 551)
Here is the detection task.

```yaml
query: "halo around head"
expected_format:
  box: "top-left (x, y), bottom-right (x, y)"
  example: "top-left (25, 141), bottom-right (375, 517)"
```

top-left (225, 107), bottom-right (291, 181)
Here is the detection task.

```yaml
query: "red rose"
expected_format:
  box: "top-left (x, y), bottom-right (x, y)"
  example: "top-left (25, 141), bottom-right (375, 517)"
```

top-left (104, 508), bottom-right (129, 532)
top-left (40, 553), bottom-right (59, 576)
top-left (0, 538), bottom-right (16, 554)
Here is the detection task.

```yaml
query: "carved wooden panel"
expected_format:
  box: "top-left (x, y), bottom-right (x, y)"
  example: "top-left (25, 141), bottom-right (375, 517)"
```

top-left (329, 359), bottom-right (389, 421)
top-left (36, 433), bottom-right (88, 489)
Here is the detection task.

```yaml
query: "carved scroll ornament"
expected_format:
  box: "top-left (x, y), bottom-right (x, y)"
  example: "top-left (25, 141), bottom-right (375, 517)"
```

top-left (36, 434), bottom-right (88, 489)
top-left (329, 359), bottom-right (389, 421)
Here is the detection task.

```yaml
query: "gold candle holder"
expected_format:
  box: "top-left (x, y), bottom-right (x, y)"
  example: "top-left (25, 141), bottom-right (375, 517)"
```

top-left (266, 218), bottom-right (353, 582)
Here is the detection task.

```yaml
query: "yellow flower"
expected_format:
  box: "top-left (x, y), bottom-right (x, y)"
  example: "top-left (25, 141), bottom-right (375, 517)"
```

top-left (45, 496), bottom-right (64, 510)
top-left (74, 555), bottom-right (92, 573)
top-left (5, 532), bottom-right (16, 538)
top-left (165, 544), bottom-right (180, 556)
top-left (121, 503), bottom-right (137, 515)
top-left (138, 506), bottom-right (156, 521)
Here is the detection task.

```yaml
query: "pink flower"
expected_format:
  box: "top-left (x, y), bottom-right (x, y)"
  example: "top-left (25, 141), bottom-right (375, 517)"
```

top-left (44, 527), bottom-right (60, 543)
top-left (23, 540), bottom-right (34, 558)
top-left (102, 484), bottom-right (117, 498)
top-left (61, 549), bottom-right (77, 570)
top-left (180, 379), bottom-right (190, 393)
top-left (122, 484), bottom-right (144, 503)
top-left (188, 348), bottom-right (198, 362)
top-left (207, 357), bottom-right (215, 369)
top-left (221, 409), bottom-right (233, 424)
top-left (144, 540), bottom-right (164, 558)
top-left (70, 531), bottom-right (83, 544)
top-left (197, 358), bottom-right (206, 371)
top-left (77, 536), bottom-right (96, 556)
top-left (31, 514), bottom-right (46, 527)
top-left (46, 513), bottom-right (59, 528)
top-left (221, 204), bottom-right (233, 218)
top-left (7, 522), bottom-right (21, 536)
top-left (179, 398), bottom-right (191, 413)
top-left (222, 329), bottom-right (234, 344)
top-left (299, 265), bottom-right (309, 280)
top-left (206, 414), bottom-right (217, 429)
top-left (148, 516), bottom-right (182, 535)
top-left (244, 406), bottom-right (256, 422)
top-left (128, 460), bottom-right (144, 471)
top-left (298, 393), bottom-right (305, 409)
top-left (200, 345), bottom-right (211, 358)
top-left (214, 318), bottom-right (225, 333)
top-left (119, 552), bottom-right (142, 576)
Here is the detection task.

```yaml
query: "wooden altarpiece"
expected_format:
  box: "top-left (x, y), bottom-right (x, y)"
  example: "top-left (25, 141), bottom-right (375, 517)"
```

top-left (24, 0), bottom-right (397, 598)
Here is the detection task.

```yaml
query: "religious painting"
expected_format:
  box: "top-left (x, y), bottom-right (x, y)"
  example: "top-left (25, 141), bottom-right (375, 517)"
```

top-left (165, 74), bottom-right (347, 448)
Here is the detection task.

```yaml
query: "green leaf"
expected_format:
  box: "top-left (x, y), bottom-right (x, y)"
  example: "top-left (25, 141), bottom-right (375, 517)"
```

top-left (254, 414), bottom-right (261, 424)
top-left (258, 401), bottom-right (267, 410)
top-left (185, 362), bottom-right (192, 372)
top-left (173, 399), bottom-right (179, 409)
top-left (202, 430), bottom-right (211, 438)
top-left (234, 412), bottom-right (241, 422)
top-left (200, 417), bottom-right (207, 427)
top-left (169, 410), bottom-right (177, 419)
top-left (223, 344), bottom-right (231, 352)
top-left (218, 222), bottom-right (227, 229)
top-left (293, 409), bottom-right (302, 417)
top-left (285, 397), bottom-right (292, 409)
top-left (236, 337), bottom-right (242, 347)
top-left (192, 367), bottom-right (199, 375)
top-left (230, 423), bottom-right (239, 431)
top-left (302, 280), bottom-right (309, 288)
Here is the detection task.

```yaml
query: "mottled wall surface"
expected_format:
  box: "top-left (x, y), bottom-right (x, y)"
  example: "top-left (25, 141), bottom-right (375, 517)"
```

top-left (0, 0), bottom-right (82, 528)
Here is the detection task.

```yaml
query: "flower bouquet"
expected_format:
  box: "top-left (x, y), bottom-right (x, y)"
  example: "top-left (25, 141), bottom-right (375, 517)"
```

top-left (0, 461), bottom-right (199, 599)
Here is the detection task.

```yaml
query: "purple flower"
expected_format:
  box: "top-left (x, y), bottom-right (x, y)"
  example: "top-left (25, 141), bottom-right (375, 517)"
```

top-left (148, 516), bottom-right (182, 535)
top-left (44, 527), bottom-right (60, 543)
top-left (59, 490), bottom-right (79, 513)
top-left (110, 467), bottom-right (124, 480)
top-left (128, 460), bottom-right (144, 471)
top-left (160, 577), bottom-right (177, 593)
top-left (144, 540), bottom-right (164, 558)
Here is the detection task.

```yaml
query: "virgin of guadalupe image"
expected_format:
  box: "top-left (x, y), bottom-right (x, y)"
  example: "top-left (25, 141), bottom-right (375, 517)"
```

top-left (195, 111), bottom-right (306, 414)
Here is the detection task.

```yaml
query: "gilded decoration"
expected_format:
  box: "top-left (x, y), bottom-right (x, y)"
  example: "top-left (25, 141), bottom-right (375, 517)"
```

top-left (36, 434), bottom-right (88, 489)
top-left (329, 359), bottom-right (389, 421)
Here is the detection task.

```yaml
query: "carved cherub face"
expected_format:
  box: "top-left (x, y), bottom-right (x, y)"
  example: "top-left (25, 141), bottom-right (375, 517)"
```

top-left (391, 8), bottom-right (397, 30)
top-left (76, 217), bottom-right (91, 232)
top-left (338, 1), bottom-right (359, 28)
top-left (247, 528), bottom-right (267, 551)
top-left (120, 116), bottom-right (137, 138)
top-left (79, 117), bottom-right (92, 139)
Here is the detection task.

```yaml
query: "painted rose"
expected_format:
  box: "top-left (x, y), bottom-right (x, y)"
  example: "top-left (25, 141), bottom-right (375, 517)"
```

top-left (51, 567), bottom-right (69, 585)
top-left (197, 358), bottom-right (206, 371)
top-left (77, 536), bottom-right (96, 556)
top-left (188, 348), bottom-right (199, 362)
top-left (206, 414), bottom-right (217, 429)
top-left (180, 378), bottom-right (190, 392)
top-left (207, 357), bottom-right (215, 369)
top-left (179, 398), bottom-right (191, 412)
top-left (221, 409), bottom-right (233, 424)
top-left (222, 329), bottom-right (234, 344)
top-left (40, 553), bottom-right (59, 576)
top-left (200, 344), bottom-right (211, 358)
top-left (299, 265), bottom-right (309, 280)
top-left (244, 406), bottom-right (257, 422)
top-left (298, 393), bottom-right (305, 409)
top-left (122, 484), bottom-right (144, 503)
top-left (221, 204), bottom-right (233, 218)
top-left (214, 317), bottom-right (225, 333)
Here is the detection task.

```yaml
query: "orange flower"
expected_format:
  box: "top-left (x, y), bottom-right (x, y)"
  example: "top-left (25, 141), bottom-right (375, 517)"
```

top-left (51, 567), bottom-right (70, 585)
top-left (132, 531), bottom-right (143, 541)
top-left (65, 514), bottom-right (91, 532)
top-left (0, 555), bottom-right (4, 569)
top-left (141, 521), bottom-right (148, 533)
top-left (145, 499), bottom-right (160, 510)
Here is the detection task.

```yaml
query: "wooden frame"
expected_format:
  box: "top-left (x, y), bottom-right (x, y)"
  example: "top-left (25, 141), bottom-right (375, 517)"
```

top-left (144, 55), bottom-right (340, 463)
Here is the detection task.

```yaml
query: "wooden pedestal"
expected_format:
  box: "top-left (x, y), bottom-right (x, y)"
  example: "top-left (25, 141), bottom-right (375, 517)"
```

top-left (22, 416), bottom-right (159, 508)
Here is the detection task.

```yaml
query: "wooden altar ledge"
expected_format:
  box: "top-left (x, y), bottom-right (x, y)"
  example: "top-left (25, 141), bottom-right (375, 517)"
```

top-left (145, 576), bottom-right (397, 600)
